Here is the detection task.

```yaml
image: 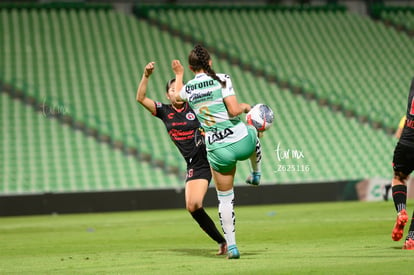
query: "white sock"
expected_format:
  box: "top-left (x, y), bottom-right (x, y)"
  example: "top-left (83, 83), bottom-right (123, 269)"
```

top-left (217, 188), bottom-right (236, 247)
top-left (249, 137), bottom-right (262, 173)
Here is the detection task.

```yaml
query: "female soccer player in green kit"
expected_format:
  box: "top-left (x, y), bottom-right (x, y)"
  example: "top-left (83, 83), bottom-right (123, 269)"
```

top-left (171, 45), bottom-right (262, 259)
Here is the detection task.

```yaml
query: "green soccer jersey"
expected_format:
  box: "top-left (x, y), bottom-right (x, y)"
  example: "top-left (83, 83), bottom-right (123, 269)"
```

top-left (179, 73), bottom-right (248, 151)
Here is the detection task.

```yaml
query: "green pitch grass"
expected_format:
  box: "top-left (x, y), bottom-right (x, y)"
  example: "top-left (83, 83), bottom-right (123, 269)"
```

top-left (0, 200), bottom-right (413, 274)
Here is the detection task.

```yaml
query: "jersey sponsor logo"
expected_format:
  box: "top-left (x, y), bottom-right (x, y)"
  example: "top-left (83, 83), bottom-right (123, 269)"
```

top-left (168, 112), bottom-right (174, 119)
top-left (168, 129), bottom-right (195, 141)
top-left (207, 128), bottom-right (234, 145)
top-left (185, 80), bottom-right (215, 92)
top-left (186, 113), bottom-right (196, 121)
top-left (172, 122), bottom-right (187, 126)
top-left (188, 90), bottom-right (213, 103)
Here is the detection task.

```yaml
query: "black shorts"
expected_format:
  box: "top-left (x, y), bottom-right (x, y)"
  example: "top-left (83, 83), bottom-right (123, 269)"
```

top-left (393, 142), bottom-right (414, 175)
top-left (185, 146), bottom-right (212, 183)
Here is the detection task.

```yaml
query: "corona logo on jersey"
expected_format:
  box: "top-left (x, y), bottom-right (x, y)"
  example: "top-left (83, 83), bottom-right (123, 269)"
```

top-left (185, 80), bottom-right (215, 92)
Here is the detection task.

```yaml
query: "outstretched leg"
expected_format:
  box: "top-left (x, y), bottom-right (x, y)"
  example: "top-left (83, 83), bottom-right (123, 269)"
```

top-left (186, 179), bottom-right (226, 253)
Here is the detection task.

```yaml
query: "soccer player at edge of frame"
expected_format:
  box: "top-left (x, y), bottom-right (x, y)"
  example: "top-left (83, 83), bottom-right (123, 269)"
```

top-left (383, 115), bottom-right (406, 201)
top-left (390, 77), bottom-right (414, 250)
top-left (171, 44), bottom-right (265, 259)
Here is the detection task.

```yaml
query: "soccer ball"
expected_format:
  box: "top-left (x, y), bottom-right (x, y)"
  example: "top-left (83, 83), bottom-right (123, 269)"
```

top-left (246, 103), bottom-right (274, 132)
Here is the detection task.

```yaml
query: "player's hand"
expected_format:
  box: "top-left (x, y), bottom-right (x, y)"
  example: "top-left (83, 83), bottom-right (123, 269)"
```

top-left (144, 62), bottom-right (155, 77)
top-left (240, 103), bottom-right (252, 113)
top-left (172, 60), bottom-right (184, 75)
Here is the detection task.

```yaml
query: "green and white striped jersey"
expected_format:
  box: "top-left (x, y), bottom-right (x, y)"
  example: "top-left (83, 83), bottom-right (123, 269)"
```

top-left (179, 73), bottom-right (248, 151)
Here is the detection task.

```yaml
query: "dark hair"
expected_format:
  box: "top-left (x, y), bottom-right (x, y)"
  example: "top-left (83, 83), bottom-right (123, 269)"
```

top-left (165, 78), bottom-right (176, 93)
top-left (188, 44), bottom-right (226, 87)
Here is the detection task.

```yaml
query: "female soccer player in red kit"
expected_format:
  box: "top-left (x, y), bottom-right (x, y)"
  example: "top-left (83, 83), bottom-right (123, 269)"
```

top-left (136, 62), bottom-right (227, 255)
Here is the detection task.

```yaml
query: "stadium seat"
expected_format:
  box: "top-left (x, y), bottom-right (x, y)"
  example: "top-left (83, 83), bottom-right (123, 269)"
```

top-left (0, 5), bottom-right (403, 194)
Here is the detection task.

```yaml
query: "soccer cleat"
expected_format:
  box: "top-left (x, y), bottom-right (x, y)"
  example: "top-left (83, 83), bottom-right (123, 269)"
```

top-left (403, 238), bottom-right (414, 250)
top-left (392, 209), bottom-right (408, 241)
top-left (246, 172), bottom-right (261, 186)
top-left (216, 242), bottom-right (227, 255)
top-left (227, 245), bottom-right (240, 259)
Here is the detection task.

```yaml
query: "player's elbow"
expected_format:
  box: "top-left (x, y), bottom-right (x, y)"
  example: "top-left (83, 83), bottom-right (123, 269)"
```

top-left (136, 94), bottom-right (145, 103)
top-left (227, 106), bottom-right (243, 117)
top-left (224, 96), bottom-right (243, 117)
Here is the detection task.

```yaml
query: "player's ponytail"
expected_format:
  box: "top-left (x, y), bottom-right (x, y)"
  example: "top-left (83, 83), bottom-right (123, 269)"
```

top-left (189, 45), bottom-right (226, 88)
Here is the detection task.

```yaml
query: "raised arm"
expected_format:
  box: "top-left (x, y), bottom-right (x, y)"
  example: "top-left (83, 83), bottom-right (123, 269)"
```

top-left (136, 62), bottom-right (156, 114)
top-left (223, 96), bottom-right (252, 117)
top-left (172, 59), bottom-right (185, 101)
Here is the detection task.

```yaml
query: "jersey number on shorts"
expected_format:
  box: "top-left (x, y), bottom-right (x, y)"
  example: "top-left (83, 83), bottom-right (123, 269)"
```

top-left (199, 106), bottom-right (216, 126)
top-left (187, 169), bottom-right (194, 178)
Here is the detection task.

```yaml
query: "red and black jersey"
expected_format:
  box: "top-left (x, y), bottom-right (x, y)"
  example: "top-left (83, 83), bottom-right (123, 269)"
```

top-left (153, 101), bottom-right (205, 162)
top-left (400, 78), bottom-right (414, 148)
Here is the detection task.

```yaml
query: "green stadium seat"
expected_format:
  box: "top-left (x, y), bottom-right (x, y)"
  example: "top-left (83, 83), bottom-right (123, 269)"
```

top-left (0, 5), bottom-right (405, 195)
